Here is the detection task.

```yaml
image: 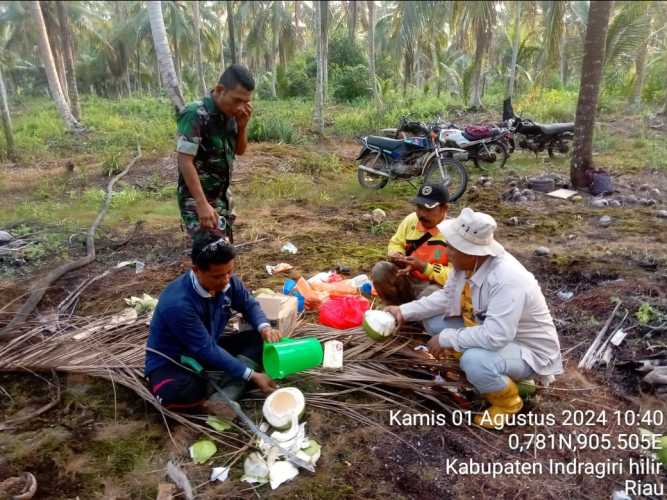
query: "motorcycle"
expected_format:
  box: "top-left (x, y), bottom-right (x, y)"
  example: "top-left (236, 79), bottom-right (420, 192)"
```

top-left (386, 116), bottom-right (513, 170)
top-left (502, 98), bottom-right (574, 158)
top-left (437, 124), bottom-right (513, 170)
top-left (356, 131), bottom-right (469, 202)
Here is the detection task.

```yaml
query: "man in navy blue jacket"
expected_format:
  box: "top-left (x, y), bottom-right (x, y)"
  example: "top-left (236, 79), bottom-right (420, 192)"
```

top-left (145, 231), bottom-right (280, 413)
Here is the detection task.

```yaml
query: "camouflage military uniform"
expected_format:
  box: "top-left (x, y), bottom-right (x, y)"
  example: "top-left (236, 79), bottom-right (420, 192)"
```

top-left (176, 93), bottom-right (238, 241)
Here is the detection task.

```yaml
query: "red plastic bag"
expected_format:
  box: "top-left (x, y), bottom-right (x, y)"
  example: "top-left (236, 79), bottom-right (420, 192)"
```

top-left (319, 296), bottom-right (370, 329)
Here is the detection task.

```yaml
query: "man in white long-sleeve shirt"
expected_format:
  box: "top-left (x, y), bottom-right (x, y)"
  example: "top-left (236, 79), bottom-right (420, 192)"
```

top-left (386, 208), bottom-right (562, 429)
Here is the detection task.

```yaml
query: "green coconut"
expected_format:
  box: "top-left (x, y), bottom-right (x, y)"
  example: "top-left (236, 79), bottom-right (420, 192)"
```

top-left (517, 379), bottom-right (537, 399)
top-left (363, 310), bottom-right (397, 341)
top-left (262, 387), bottom-right (305, 430)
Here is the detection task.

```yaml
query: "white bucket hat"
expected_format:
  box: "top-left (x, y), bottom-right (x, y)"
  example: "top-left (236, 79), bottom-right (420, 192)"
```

top-left (438, 207), bottom-right (504, 257)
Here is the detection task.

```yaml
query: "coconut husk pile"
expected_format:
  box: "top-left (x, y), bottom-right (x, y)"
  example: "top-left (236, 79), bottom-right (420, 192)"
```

top-left (0, 309), bottom-right (465, 444)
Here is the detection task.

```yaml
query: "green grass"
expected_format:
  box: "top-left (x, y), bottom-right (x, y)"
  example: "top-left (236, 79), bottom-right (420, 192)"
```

top-left (0, 183), bottom-right (178, 230)
top-left (4, 95), bottom-right (175, 163)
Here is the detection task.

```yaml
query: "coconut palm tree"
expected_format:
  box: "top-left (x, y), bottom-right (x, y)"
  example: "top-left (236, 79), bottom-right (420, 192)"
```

top-left (0, 62), bottom-right (14, 159)
top-left (541, 1), bottom-right (567, 74)
top-left (55, 1), bottom-right (80, 120)
top-left (313, 1), bottom-right (328, 134)
top-left (40, 2), bottom-right (69, 104)
top-left (460, 1), bottom-right (496, 109)
top-left (227, 0), bottom-right (238, 64)
top-left (367, 0), bottom-right (380, 103)
top-left (192, 0), bottom-right (207, 95)
top-left (570, 0), bottom-right (614, 189)
top-left (26, 0), bottom-right (82, 132)
top-left (506, 1), bottom-right (522, 98)
top-left (347, 0), bottom-right (357, 43)
top-left (392, 1), bottom-right (423, 96)
top-left (629, 4), bottom-right (651, 109)
top-left (147, 0), bottom-right (184, 111)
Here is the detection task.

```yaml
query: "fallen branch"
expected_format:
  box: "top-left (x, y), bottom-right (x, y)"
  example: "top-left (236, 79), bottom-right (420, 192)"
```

top-left (578, 301), bottom-right (621, 370)
top-left (0, 148), bottom-right (142, 339)
top-left (57, 260), bottom-right (141, 316)
top-left (234, 237), bottom-right (268, 251)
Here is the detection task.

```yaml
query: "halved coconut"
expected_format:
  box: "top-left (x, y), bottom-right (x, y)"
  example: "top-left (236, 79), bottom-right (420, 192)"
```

top-left (363, 310), bottom-right (397, 341)
top-left (262, 387), bottom-right (305, 430)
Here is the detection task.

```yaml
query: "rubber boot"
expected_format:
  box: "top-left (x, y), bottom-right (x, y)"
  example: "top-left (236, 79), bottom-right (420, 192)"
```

top-left (208, 355), bottom-right (260, 401)
top-left (474, 379), bottom-right (523, 430)
top-left (206, 355), bottom-right (260, 419)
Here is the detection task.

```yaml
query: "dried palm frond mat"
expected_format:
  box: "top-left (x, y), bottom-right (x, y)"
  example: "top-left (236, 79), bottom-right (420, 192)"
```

top-left (0, 311), bottom-right (465, 455)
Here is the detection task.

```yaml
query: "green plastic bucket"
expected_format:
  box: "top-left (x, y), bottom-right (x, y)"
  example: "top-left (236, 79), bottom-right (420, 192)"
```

top-left (263, 337), bottom-right (323, 379)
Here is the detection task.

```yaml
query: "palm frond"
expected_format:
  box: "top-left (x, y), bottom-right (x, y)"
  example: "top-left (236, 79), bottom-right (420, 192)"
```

top-left (0, 312), bottom-right (466, 444)
top-left (604, 2), bottom-right (651, 69)
top-left (541, 0), bottom-right (567, 69)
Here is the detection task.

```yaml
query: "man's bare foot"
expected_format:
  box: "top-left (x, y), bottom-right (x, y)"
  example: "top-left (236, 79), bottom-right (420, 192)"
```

top-left (204, 399), bottom-right (237, 421)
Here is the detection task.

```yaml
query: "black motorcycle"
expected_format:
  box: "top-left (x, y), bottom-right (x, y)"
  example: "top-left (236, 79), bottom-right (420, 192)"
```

top-left (356, 130), bottom-right (469, 202)
top-left (502, 98), bottom-right (574, 158)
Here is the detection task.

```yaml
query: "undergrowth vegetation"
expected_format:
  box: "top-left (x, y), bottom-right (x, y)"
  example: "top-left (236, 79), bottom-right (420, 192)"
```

top-left (2, 86), bottom-right (665, 166)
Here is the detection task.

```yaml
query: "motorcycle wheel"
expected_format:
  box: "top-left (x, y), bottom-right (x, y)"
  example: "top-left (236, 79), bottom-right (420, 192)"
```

top-left (473, 141), bottom-right (509, 170)
top-left (357, 152), bottom-right (389, 189)
top-left (423, 156), bottom-right (468, 202)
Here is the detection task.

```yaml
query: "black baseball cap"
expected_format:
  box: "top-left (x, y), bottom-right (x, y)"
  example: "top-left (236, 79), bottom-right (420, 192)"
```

top-left (410, 184), bottom-right (449, 209)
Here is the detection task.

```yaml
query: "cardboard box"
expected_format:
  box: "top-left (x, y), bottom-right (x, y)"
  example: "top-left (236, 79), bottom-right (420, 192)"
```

top-left (256, 293), bottom-right (298, 336)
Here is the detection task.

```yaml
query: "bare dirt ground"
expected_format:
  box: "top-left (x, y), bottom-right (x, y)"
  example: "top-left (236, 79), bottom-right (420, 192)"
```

top-left (1, 132), bottom-right (666, 499)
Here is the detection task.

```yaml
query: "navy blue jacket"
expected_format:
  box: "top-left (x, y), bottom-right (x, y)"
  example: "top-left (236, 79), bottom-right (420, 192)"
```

top-left (145, 271), bottom-right (269, 379)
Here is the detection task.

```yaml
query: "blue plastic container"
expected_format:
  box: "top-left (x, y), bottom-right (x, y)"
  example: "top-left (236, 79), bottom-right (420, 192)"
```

top-left (283, 279), bottom-right (305, 313)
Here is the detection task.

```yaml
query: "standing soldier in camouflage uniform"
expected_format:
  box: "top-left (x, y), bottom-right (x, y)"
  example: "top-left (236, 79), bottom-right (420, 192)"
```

top-left (176, 64), bottom-right (255, 242)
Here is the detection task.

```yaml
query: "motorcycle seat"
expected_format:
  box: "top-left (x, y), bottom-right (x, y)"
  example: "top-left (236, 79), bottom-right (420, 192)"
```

top-left (536, 122), bottom-right (574, 135)
top-left (464, 125), bottom-right (493, 140)
top-left (366, 136), bottom-right (421, 151)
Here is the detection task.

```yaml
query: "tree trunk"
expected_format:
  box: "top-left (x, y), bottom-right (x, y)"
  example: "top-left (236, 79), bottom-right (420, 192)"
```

top-left (237, 17), bottom-right (245, 65)
top-left (154, 50), bottom-right (162, 93)
top-left (506, 1), bottom-right (521, 99)
top-left (313, 1), bottom-right (324, 134)
top-left (415, 46), bottom-right (422, 90)
top-left (402, 44), bottom-right (413, 97)
top-left (270, 3), bottom-right (279, 99)
top-left (321, 1), bottom-right (328, 104)
top-left (56, 1), bottom-right (80, 120)
top-left (431, 42), bottom-right (441, 97)
top-left (43, 2), bottom-right (69, 105)
top-left (367, 0), bottom-right (380, 103)
top-left (560, 31), bottom-right (568, 86)
top-left (294, 1), bottom-right (299, 48)
top-left (219, 13), bottom-right (226, 72)
top-left (570, 0), bottom-right (613, 189)
top-left (125, 70), bottom-right (132, 97)
top-left (348, 0), bottom-right (357, 43)
top-left (173, 36), bottom-right (181, 82)
top-left (470, 23), bottom-right (488, 110)
top-left (193, 1), bottom-right (208, 95)
top-left (27, 0), bottom-right (82, 132)
top-left (226, 0), bottom-right (237, 64)
top-left (0, 64), bottom-right (15, 159)
top-left (135, 47), bottom-right (142, 94)
top-left (629, 35), bottom-right (649, 109)
top-left (147, 0), bottom-right (185, 112)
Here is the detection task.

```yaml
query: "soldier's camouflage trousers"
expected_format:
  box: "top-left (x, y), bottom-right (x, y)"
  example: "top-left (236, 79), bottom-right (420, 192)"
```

top-left (177, 187), bottom-right (236, 242)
